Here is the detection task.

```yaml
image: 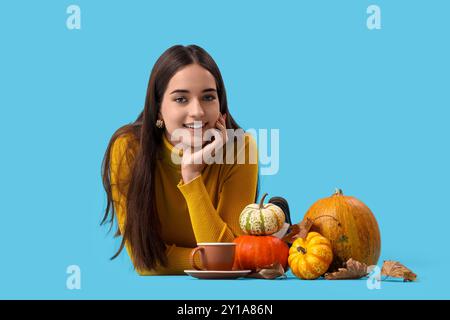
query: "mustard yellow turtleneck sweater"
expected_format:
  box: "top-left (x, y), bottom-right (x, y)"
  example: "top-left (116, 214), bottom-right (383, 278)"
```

top-left (110, 131), bottom-right (258, 275)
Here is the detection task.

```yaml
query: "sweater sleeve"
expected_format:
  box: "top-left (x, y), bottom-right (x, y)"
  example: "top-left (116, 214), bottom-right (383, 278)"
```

top-left (177, 133), bottom-right (259, 243)
top-left (110, 134), bottom-right (202, 275)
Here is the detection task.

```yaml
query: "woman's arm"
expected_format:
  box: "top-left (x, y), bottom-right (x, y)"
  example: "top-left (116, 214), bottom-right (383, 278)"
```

top-left (110, 134), bottom-right (202, 275)
top-left (131, 244), bottom-right (202, 275)
top-left (114, 192), bottom-right (202, 275)
top-left (177, 133), bottom-right (259, 243)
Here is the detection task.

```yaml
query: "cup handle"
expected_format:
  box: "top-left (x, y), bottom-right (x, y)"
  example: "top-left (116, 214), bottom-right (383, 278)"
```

top-left (190, 247), bottom-right (205, 270)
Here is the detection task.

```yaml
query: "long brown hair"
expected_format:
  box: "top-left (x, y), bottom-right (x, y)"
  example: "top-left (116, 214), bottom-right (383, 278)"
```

top-left (101, 45), bottom-right (260, 271)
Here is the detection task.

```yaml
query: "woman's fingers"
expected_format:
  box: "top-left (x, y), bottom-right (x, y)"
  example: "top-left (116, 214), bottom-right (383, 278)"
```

top-left (216, 115), bottom-right (227, 136)
top-left (215, 122), bottom-right (228, 145)
top-left (182, 115), bottom-right (228, 166)
top-left (219, 114), bottom-right (226, 127)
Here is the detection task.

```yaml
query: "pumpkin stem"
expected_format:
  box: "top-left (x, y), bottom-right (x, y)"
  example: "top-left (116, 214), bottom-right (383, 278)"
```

top-left (297, 246), bottom-right (307, 254)
top-left (259, 193), bottom-right (268, 209)
top-left (334, 188), bottom-right (343, 196)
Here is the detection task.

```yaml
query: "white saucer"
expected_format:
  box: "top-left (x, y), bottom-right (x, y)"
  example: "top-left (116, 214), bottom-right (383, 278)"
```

top-left (184, 269), bottom-right (252, 279)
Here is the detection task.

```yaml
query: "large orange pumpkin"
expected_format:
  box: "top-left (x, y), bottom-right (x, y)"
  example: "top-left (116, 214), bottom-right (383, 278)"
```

top-left (233, 235), bottom-right (289, 271)
top-left (303, 188), bottom-right (381, 271)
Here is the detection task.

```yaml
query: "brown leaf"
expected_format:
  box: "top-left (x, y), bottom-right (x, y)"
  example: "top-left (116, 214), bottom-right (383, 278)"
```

top-left (294, 217), bottom-right (314, 240)
top-left (281, 224), bottom-right (300, 244)
top-left (324, 258), bottom-right (368, 280)
top-left (381, 260), bottom-right (417, 282)
top-left (246, 263), bottom-right (287, 280)
top-left (282, 217), bottom-right (314, 244)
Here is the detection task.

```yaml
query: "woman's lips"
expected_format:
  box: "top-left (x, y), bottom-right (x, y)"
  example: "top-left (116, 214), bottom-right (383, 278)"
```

top-left (183, 122), bottom-right (208, 130)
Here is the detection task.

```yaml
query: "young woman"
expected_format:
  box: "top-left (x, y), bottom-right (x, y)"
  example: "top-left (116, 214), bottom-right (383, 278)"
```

top-left (101, 45), bottom-right (260, 275)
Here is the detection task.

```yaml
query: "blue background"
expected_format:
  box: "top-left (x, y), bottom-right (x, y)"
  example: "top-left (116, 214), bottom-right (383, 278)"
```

top-left (0, 0), bottom-right (449, 299)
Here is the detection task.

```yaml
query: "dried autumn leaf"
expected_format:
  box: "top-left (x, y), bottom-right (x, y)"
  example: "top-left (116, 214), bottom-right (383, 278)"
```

top-left (281, 224), bottom-right (300, 244)
top-left (282, 217), bottom-right (315, 243)
top-left (246, 263), bottom-right (287, 280)
top-left (324, 258), bottom-right (368, 280)
top-left (293, 217), bottom-right (314, 240)
top-left (280, 218), bottom-right (312, 244)
top-left (381, 260), bottom-right (417, 282)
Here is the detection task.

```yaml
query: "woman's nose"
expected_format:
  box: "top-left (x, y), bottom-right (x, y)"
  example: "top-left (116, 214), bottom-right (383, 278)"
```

top-left (188, 99), bottom-right (205, 117)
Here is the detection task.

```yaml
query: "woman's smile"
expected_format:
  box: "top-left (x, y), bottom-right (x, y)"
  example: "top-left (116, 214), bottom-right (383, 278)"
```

top-left (183, 121), bottom-right (208, 130)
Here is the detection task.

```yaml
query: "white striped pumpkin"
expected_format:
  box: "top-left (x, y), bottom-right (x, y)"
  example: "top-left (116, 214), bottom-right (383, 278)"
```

top-left (239, 193), bottom-right (285, 235)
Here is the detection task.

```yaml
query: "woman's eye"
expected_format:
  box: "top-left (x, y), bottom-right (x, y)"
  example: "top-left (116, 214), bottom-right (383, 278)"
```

top-left (174, 96), bottom-right (216, 103)
top-left (203, 95), bottom-right (216, 101)
top-left (174, 97), bottom-right (187, 103)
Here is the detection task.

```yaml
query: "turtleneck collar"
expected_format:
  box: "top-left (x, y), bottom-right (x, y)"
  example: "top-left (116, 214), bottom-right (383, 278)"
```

top-left (160, 133), bottom-right (183, 169)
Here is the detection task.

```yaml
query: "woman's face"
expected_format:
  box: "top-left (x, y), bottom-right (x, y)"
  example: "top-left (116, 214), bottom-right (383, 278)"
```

top-left (159, 64), bottom-right (221, 148)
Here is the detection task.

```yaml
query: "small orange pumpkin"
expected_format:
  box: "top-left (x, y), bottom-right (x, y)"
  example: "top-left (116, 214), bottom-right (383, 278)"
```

top-left (233, 235), bottom-right (289, 272)
top-left (288, 232), bottom-right (333, 280)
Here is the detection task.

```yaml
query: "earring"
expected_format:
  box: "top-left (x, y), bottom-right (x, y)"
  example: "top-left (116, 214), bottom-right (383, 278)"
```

top-left (156, 119), bottom-right (164, 129)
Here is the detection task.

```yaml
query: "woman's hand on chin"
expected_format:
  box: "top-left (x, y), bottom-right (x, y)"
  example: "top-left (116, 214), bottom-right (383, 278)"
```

top-left (181, 114), bottom-right (228, 184)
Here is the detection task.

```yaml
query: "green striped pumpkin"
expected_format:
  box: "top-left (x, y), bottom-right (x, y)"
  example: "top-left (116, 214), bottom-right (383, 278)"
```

top-left (239, 193), bottom-right (285, 235)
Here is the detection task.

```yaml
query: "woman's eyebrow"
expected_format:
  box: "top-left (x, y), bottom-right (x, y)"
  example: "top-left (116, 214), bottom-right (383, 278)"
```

top-left (170, 88), bottom-right (217, 95)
